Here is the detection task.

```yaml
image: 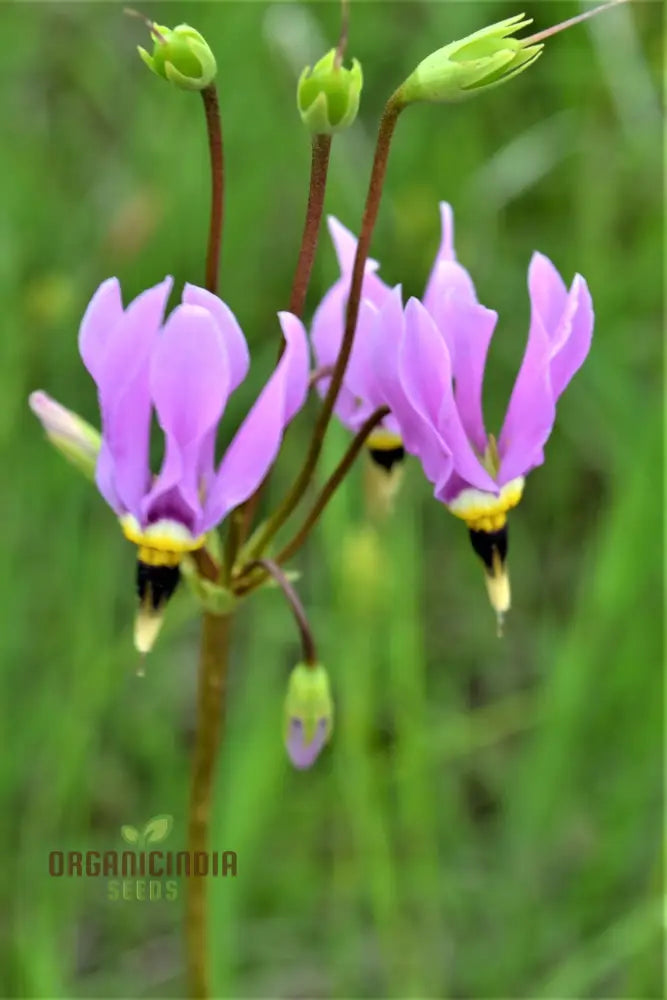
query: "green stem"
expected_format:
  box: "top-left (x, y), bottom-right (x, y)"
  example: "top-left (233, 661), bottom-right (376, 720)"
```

top-left (186, 611), bottom-right (232, 998)
top-left (247, 96), bottom-right (405, 559)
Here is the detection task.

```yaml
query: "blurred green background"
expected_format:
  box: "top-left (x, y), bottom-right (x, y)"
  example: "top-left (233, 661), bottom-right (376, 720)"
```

top-left (1, 1), bottom-right (663, 997)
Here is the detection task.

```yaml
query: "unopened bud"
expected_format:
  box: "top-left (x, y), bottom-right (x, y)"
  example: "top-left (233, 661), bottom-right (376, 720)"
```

top-left (29, 391), bottom-right (100, 479)
top-left (397, 14), bottom-right (543, 105)
top-left (284, 662), bottom-right (333, 769)
top-left (138, 22), bottom-right (217, 91)
top-left (297, 49), bottom-right (362, 134)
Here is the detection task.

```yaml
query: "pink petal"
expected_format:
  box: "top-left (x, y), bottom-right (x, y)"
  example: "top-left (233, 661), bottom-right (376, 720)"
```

top-left (142, 303), bottom-right (231, 530)
top-left (182, 284), bottom-right (250, 392)
top-left (400, 298), bottom-right (495, 493)
top-left (202, 311), bottom-right (309, 528)
top-left (498, 308), bottom-right (556, 485)
top-left (427, 271), bottom-right (498, 454)
top-left (78, 278), bottom-right (123, 382)
top-left (89, 278), bottom-right (173, 515)
top-left (371, 289), bottom-right (453, 489)
top-left (548, 273), bottom-right (594, 399)
top-left (328, 216), bottom-right (381, 277)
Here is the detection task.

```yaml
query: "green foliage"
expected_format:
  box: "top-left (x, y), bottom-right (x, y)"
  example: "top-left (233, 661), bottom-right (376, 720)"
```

top-left (1, 2), bottom-right (662, 998)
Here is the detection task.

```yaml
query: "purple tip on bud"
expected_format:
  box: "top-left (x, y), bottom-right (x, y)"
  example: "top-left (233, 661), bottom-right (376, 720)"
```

top-left (286, 718), bottom-right (329, 770)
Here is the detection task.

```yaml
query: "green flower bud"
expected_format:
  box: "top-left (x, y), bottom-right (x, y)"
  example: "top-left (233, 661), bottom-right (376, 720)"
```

top-left (138, 23), bottom-right (217, 91)
top-left (397, 14), bottom-right (543, 105)
top-left (284, 663), bottom-right (334, 769)
top-left (297, 49), bottom-right (363, 134)
top-left (29, 391), bottom-right (100, 479)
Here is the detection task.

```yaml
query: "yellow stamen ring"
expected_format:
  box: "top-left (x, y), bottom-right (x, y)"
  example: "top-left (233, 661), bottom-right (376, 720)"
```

top-left (120, 514), bottom-right (205, 563)
top-left (366, 429), bottom-right (403, 451)
top-left (447, 477), bottom-right (524, 532)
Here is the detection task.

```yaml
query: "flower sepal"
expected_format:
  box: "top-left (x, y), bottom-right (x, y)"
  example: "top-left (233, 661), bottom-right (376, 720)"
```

top-left (396, 14), bottom-right (543, 105)
top-left (297, 49), bottom-right (363, 134)
top-left (181, 557), bottom-right (237, 615)
top-left (138, 22), bottom-right (217, 91)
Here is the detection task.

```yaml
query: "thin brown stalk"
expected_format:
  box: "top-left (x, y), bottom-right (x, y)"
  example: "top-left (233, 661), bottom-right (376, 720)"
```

top-left (237, 133), bottom-right (332, 544)
top-left (246, 96), bottom-right (404, 559)
top-left (246, 558), bottom-right (318, 664)
top-left (201, 84), bottom-right (224, 295)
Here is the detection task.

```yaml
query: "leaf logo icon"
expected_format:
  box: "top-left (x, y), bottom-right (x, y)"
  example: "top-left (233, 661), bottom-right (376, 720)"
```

top-left (142, 814), bottom-right (174, 845)
top-left (120, 825), bottom-right (140, 846)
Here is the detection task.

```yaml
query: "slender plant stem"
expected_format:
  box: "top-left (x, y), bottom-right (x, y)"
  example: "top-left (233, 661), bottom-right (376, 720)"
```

top-left (237, 133), bottom-right (333, 547)
top-left (185, 79), bottom-right (228, 1000)
top-left (288, 134), bottom-right (333, 317)
top-left (246, 558), bottom-right (318, 664)
top-left (246, 97), bottom-right (404, 560)
top-left (201, 84), bottom-right (224, 295)
top-left (186, 611), bottom-right (232, 999)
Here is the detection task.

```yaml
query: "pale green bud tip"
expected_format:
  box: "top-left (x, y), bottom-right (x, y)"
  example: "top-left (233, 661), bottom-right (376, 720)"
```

top-left (297, 49), bottom-right (363, 134)
top-left (137, 22), bottom-right (217, 91)
top-left (284, 663), bottom-right (334, 769)
top-left (29, 391), bottom-right (101, 479)
top-left (398, 13), bottom-right (543, 105)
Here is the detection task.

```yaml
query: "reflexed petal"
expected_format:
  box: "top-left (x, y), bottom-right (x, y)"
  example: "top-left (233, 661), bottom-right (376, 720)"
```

top-left (142, 303), bottom-right (230, 529)
top-left (371, 288), bottom-right (452, 488)
top-left (328, 215), bottom-right (381, 278)
top-left (548, 273), bottom-right (594, 399)
top-left (78, 278), bottom-right (123, 382)
top-left (286, 718), bottom-right (328, 769)
top-left (498, 308), bottom-right (556, 484)
top-left (428, 276), bottom-right (497, 454)
top-left (528, 251), bottom-right (569, 335)
top-left (310, 282), bottom-right (360, 429)
top-left (182, 284), bottom-right (250, 391)
top-left (202, 311), bottom-right (309, 528)
top-left (401, 298), bottom-right (495, 492)
top-left (91, 278), bottom-right (173, 514)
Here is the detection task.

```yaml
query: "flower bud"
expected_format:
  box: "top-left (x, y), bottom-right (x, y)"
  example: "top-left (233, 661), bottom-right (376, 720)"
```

top-left (297, 49), bottom-right (362, 134)
top-left (284, 662), bottom-right (333, 769)
top-left (29, 391), bottom-right (100, 479)
top-left (397, 14), bottom-right (543, 105)
top-left (138, 23), bottom-right (217, 91)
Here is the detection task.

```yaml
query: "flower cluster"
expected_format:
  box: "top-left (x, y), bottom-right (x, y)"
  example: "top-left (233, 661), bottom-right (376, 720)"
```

top-left (29, 5), bottom-right (603, 773)
top-left (310, 203), bottom-right (594, 624)
top-left (32, 278), bottom-right (308, 649)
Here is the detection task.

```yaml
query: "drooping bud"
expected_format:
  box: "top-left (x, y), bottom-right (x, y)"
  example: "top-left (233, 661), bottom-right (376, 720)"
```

top-left (138, 22), bottom-right (217, 91)
top-left (397, 14), bottom-right (543, 106)
top-left (284, 662), bottom-right (334, 769)
top-left (297, 49), bottom-right (363, 134)
top-left (29, 391), bottom-right (101, 480)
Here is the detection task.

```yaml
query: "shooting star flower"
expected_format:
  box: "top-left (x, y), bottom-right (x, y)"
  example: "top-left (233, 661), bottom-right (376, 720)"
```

top-left (31, 277), bottom-right (309, 650)
top-left (367, 210), bottom-right (593, 628)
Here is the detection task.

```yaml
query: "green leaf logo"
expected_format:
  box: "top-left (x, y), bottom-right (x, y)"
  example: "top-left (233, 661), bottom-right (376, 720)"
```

top-left (120, 825), bottom-right (140, 846)
top-left (142, 814), bottom-right (173, 845)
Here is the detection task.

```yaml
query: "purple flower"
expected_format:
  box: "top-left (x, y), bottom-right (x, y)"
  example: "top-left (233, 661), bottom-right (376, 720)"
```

top-left (363, 204), bottom-right (594, 621)
top-left (31, 276), bottom-right (309, 638)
